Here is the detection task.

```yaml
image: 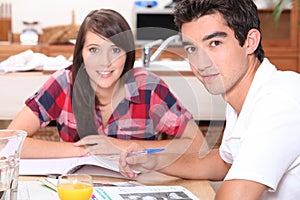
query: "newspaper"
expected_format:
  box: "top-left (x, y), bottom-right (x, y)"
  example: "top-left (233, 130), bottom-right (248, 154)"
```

top-left (93, 185), bottom-right (200, 200)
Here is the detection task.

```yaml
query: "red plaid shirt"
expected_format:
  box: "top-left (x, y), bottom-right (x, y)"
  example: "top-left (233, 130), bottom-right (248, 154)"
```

top-left (26, 66), bottom-right (192, 142)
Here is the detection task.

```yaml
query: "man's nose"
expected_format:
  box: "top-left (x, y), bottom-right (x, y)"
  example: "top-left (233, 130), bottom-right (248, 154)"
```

top-left (190, 49), bottom-right (212, 71)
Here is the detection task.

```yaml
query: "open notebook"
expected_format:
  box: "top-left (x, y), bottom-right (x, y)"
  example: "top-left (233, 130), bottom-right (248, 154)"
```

top-left (19, 155), bottom-right (124, 178)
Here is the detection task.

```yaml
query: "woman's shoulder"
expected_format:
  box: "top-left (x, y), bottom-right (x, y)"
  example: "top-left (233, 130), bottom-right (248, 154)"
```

top-left (45, 65), bottom-right (73, 88)
top-left (50, 65), bottom-right (72, 80)
top-left (51, 65), bottom-right (72, 76)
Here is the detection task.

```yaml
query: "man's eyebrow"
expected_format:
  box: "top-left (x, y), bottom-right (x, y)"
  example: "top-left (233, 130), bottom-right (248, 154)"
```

top-left (181, 31), bottom-right (228, 46)
top-left (202, 31), bottom-right (227, 41)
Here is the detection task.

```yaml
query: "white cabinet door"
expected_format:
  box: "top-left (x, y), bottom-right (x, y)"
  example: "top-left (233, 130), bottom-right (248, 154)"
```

top-left (159, 76), bottom-right (226, 121)
top-left (0, 73), bottom-right (50, 120)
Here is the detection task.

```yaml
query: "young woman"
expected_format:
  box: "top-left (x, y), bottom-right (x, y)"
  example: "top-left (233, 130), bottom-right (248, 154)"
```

top-left (8, 9), bottom-right (205, 162)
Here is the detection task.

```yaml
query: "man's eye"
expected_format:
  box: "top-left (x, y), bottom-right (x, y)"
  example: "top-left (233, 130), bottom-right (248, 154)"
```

top-left (112, 47), bottom-right (121, 54)
top-left (185, 46), bottom-right (196, 54)
top-left (211, 41), bottom-right (221, 47)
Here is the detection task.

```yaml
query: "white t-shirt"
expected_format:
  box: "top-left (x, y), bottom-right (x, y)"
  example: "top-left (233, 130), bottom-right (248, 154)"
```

top-left (219, 58), bottom-right (300, 199)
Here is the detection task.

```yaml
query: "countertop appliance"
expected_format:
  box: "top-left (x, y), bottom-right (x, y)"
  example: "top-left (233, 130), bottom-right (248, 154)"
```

top-left (133, 7), bottom-right (180, 46)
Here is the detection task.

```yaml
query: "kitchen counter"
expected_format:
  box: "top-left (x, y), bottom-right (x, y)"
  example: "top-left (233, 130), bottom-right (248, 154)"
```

top-left (0, 43), bottom-right (186, 62)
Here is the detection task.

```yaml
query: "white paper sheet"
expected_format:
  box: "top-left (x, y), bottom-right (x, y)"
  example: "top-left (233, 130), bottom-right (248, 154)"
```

top-left (19, 155), bottom-right (119, 176)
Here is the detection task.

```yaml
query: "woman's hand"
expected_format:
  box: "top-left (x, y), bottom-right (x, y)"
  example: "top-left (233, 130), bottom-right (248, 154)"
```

top-left (74, 135), bottom-right (121, 156)
top-left (119, 142), bottom-right (158, 178)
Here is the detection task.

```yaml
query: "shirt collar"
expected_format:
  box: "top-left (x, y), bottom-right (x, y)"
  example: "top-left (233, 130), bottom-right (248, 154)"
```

top-left (237, 58), bottom-right (276, 115)
top-left (250, 58), bottom-right (276, 93)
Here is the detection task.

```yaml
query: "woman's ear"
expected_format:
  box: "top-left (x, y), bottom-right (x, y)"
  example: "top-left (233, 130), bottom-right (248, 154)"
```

top-left (245, 28), bottom-right (261, 55)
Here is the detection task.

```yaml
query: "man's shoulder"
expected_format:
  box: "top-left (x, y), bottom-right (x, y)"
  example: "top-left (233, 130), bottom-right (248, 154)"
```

top-left (256, 59), bottom-right (300, 94)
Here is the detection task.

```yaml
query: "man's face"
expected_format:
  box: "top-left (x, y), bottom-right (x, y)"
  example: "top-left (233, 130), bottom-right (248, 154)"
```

top-left (181, 13), bottom-right (249, 95)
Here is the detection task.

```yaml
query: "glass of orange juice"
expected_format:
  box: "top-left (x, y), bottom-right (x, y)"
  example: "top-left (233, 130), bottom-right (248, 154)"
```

top-left (57, 174), bottom-right (93, 200)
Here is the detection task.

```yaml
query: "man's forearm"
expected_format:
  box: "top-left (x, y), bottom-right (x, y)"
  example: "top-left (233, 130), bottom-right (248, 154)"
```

top-left (159, 149), bottom-right (230, 180)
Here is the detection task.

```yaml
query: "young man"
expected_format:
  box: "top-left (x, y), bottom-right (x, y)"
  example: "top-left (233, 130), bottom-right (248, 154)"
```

top-left (119, 0), bottom-right (300, 199)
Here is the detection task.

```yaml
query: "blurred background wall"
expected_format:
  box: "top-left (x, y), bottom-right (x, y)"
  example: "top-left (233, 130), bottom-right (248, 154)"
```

top-left (2, 0), bottom-right (171, 34)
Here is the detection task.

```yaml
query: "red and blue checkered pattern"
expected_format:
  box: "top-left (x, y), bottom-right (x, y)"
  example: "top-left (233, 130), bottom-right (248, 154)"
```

top-left (26, 66), bottom-right (192, 142)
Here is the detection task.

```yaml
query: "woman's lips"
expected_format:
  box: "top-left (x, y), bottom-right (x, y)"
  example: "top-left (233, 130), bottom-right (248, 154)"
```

top-left (96, 70), bottom-right (113, 77)
top-left (97, 70), bottom-right (113, 75)
top-left (99, 71), bottom-right (111, 75)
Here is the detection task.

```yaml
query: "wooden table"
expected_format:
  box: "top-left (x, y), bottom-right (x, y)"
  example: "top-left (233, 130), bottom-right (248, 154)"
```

top-left (19, 175), bottom-right (215, 200)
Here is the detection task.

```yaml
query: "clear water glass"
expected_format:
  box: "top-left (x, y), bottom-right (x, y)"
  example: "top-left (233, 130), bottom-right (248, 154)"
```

top-left (0, 130), bottom-right (27, 200)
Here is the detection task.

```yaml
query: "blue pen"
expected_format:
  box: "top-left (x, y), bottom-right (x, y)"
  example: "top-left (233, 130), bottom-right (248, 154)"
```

top-left (107, 148), bottom-right (165, 159)
top-left (128, 148), bottom-right (165, 156)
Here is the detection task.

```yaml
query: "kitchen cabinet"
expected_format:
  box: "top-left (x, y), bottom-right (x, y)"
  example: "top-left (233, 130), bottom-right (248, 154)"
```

top-left (0, 72), bottom-right (51, 120)
top-left (0, 43), bottom-right (74, 61)
top-left (0, 43), bottom-right (184, 62)
top-left (0, 44), bottom-right (42, 61)
top-left (258, 0), bottom-right (299, 72)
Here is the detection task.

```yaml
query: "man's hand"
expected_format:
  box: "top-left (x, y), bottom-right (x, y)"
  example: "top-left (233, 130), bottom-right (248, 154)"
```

top-left (119, 142), bottom-right (159, 178)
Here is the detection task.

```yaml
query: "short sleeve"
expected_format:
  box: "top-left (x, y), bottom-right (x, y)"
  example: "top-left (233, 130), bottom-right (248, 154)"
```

top-left (26, 68), bottom-right (71, 127)
top-left (224, 92), bottom-right (300, 191)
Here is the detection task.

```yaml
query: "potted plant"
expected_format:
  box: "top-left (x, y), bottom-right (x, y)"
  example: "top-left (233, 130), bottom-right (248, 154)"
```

top-left (272, 0), bottom-right (299, 23)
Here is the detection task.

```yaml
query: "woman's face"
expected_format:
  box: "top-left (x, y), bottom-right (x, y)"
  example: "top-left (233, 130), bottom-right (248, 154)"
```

top-left (82, 31), bottom-right (126, 90)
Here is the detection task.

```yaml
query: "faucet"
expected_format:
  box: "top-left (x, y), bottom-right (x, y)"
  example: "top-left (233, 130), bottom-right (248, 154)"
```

top-left (142, 39), bottom-right (163, 68)
top-left (142, 34), bottom-right (181, 67)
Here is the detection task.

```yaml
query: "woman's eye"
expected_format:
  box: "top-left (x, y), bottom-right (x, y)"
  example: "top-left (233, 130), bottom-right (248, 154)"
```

top-left (185, 46), bottom-right (196, 54)
top-left (211, 41), bottom-right (221, 47)
top-left (89, 47), bottom-right (99, 53)
top-left (112, 47), bottom-right (121, 54)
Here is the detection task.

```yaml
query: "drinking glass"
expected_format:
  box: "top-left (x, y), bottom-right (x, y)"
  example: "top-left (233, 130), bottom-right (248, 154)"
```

top-left (57, 174), bottom-right (93, 200)
top-left (0, 130), bottom-right (27, 200)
